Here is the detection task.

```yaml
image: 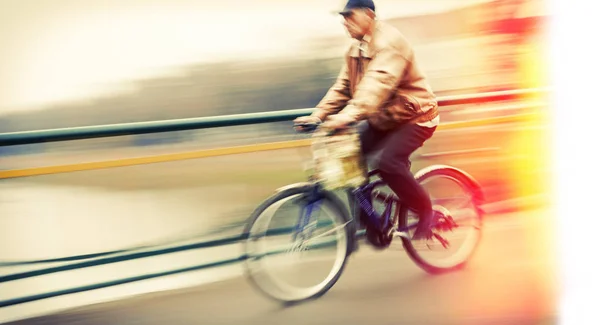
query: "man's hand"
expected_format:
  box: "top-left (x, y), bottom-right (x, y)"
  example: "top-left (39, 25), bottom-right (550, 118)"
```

top-left (322, 113), bottom-right (356, 131)
top-left (293, 116), bottom-right (322, 132)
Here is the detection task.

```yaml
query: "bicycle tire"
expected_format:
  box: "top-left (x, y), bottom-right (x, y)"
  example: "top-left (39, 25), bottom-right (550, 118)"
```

top-left (242, 183), bottom-right (355, 304)
top-left (399, 165), bottom-right (485, 274)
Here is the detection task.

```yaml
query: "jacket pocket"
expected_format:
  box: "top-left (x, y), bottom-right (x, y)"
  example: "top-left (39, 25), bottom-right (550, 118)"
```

top-left (398, 93), bottom-right (422, 114)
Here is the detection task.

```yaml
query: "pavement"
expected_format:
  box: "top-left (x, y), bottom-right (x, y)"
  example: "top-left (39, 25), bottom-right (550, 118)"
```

top-left (2, 208), bottom-right (559, 325)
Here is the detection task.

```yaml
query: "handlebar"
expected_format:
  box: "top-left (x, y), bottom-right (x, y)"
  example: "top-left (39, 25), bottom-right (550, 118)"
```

top-left (293, 120), bottom-right (357, 136)
top-left (294, 122), bottom-right (321, 133)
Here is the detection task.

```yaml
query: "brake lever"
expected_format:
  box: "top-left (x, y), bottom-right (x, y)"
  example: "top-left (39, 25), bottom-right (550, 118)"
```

top-left (294, 122), bottom-right (321, 133)
top-left (295, 120), bottom-right (358, 136)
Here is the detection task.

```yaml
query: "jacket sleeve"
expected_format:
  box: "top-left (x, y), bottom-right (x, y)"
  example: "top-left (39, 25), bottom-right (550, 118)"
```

top-left (311, 56), bottom-right (352, 121)
top-left (339, 43), bottom-right (410, 122)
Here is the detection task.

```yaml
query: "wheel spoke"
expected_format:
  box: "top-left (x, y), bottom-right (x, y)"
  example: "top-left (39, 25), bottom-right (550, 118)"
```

top-left (299, 221), bottom-right (350, 246)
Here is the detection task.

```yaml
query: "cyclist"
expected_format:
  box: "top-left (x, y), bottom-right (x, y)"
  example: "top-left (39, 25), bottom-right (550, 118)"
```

top-left (294, 0), bottom-right (440, 240)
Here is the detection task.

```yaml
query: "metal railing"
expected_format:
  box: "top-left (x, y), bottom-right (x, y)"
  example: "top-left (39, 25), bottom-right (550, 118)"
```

top-left (0, 87), bottom-right (550, 309)
top-left (0, 88), bottom-right (547, 147)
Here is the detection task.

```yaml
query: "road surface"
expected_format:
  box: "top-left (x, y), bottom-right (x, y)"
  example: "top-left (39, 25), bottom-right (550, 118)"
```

top-left (4, 208), bottom-right (559, 325)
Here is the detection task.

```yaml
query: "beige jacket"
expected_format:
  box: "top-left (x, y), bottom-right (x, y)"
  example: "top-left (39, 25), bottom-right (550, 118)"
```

top-left (312, 21), bottom-right (438, 131)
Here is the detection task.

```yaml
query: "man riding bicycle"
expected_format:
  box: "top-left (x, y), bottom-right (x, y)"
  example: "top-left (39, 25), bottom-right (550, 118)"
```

top-left (294, 0), bottom-right (440, 241)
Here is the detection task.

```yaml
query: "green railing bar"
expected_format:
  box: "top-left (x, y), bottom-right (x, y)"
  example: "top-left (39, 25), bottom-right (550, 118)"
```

top-left (0, 220), bottom-right (251, 267)
top-left (0, 221), bottom-right (249, 267)
top-left (0, 108), bottom-right (313, 147)
top-left (0, 233), bottom-right (244, 283)
top-left (0, 87), bottom-right (549, 147)
top-left (0, 256), bottom-right (246, 308)
top-left (0, 248), bottom-right (140, 267)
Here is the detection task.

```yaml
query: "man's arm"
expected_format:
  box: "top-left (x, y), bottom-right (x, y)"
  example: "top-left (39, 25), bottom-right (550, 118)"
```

top-left (310, 57), bottom-right (352, 122)
top-left (338, 43), bottom-right (410, 122)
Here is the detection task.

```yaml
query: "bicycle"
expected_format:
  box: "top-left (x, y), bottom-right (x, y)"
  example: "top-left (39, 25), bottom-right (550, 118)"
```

top-left (242, 121), bottom-right (485, 304)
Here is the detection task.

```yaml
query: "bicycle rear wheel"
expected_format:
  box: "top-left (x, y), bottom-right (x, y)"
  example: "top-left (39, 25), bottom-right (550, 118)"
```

top-left (243, 183), bottom-right (354, 303)
top-left (400, 165), bottom-right (485, 274)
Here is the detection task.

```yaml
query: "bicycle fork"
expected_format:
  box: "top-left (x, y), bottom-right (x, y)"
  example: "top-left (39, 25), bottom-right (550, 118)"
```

top-left (289, 187), bottom-right (322, 253)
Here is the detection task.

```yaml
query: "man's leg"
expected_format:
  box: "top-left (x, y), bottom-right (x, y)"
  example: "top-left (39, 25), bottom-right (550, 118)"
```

top-left (354, 122), bottom-right (388, 232)
top-left (376, 123), bottom-right (437, 240)
top-left (357, 121), bottom-right (387, 156)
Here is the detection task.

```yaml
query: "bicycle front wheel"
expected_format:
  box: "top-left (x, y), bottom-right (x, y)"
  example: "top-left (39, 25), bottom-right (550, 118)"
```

top-left (243, 183), bottom-right (354, 304)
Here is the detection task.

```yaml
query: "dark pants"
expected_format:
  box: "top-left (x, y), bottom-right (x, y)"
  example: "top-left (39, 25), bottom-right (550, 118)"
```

top-left (358, 121), bottom-right (436, 225)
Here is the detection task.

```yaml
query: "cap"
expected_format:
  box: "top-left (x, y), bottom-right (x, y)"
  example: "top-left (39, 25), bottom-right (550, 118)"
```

top-left (338, 0), bottom-right (376, 16)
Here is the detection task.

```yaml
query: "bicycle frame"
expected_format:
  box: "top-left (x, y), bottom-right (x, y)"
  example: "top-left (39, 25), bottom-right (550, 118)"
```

top-left (292, 169), bottom-right (421, 242)
top-left (345, 169), bottom-right (421, 236)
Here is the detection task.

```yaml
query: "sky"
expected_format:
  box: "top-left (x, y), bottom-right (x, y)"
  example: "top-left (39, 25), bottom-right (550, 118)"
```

top-left (0, 0), bottom-right (494, 115)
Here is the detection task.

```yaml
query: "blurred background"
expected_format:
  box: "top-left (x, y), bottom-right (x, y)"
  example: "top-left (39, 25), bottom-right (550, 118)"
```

top-left (0, 0), bottom-right (554, 324)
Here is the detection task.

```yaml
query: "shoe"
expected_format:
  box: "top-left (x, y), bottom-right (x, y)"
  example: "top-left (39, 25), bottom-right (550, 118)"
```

top-left (412, 210), bottom-right (435, 241)
top-left (412, 226), bottom-right (433, 241)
